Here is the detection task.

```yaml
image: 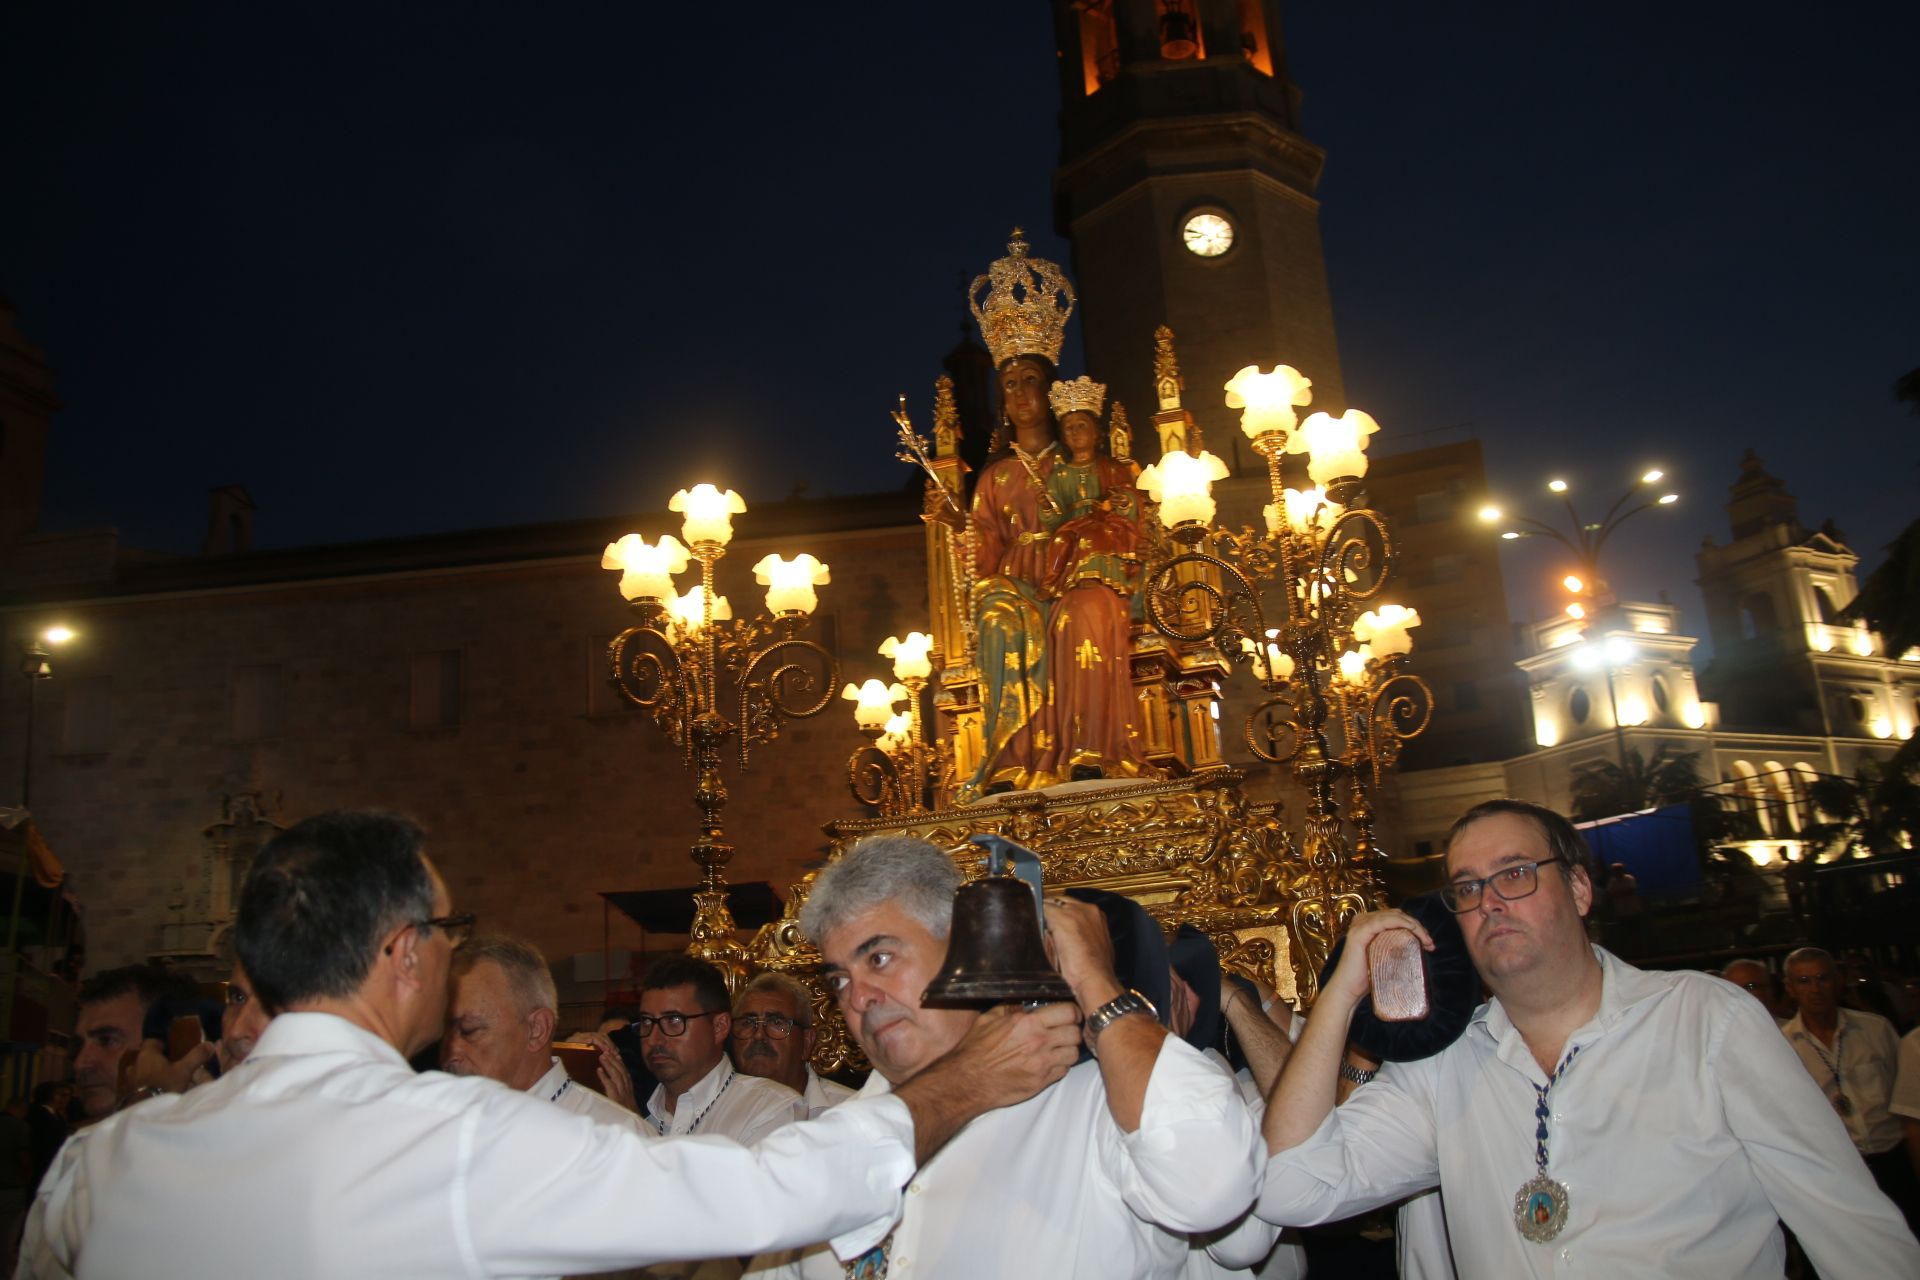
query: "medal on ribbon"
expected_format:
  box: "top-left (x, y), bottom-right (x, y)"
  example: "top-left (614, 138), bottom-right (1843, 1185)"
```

top-left (1514, 1045), bottom-right (1580, 1243)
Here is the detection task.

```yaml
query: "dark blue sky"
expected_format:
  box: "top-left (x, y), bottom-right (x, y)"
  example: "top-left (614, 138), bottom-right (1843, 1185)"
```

top-left (3, 4), bottom-right (1915, 638)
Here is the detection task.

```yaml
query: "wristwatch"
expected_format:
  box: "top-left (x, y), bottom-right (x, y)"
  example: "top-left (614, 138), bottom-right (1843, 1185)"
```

top-left (1085, 989), bottom-right (1157, 1041)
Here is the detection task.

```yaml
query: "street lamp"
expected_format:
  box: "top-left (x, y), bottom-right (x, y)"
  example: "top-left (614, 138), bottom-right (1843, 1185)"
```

top-left (1136, 360), bottom-right (1433, 995)
top-left (1481, 468), bottom-right (1680, 767)
top-left (17, 626), bottom-right (77, 809)
top-left (600, 487), bottom-right (837, 989)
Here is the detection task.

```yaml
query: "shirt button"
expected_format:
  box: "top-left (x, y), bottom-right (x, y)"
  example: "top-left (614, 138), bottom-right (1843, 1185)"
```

top-left (1561, 1248), bottom-right (1572, 1262)
top-left (909, 1182), bottom-right (923, 1195)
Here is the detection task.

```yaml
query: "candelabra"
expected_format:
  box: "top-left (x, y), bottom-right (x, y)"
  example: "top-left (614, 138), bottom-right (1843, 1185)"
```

top-left (844, 632), bottom-right (953, 817)
top-left (601, 486), bottom-right (836, 987)
top-left (1137, 364), bottom-right (1432, 966)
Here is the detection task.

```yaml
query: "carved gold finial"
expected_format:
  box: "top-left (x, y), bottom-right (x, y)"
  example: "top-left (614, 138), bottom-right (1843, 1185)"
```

top-left (1154, 325), bottom-right (1184, 411)
top-left (932, 375), bottom-right (959, 459)
top-left (1109, 400), bottom-right (1133, 462)
top-left (1048, 375), bottom-right (1106, 420)
top-left (969, 228), bottom-right (1076, 368)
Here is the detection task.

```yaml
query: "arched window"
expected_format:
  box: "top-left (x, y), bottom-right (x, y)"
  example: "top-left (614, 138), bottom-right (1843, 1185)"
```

top-left (1569, 687), bottom-right (1591, 725)
top-left (1078, 1), bottom-right (1120, 94)
top-left (1764, 761), bottom-right (1798, 833)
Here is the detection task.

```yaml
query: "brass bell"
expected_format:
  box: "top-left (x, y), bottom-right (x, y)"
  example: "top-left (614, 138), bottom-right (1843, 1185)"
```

top-left (921, 835), bottom-right (1075, 1008)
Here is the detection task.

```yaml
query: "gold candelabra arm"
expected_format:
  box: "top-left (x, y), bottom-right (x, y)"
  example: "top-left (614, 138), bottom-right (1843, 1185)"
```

top-left (1313, 507), bottom-right (1395, 616)
top-left (610, 620), bottom-right (695, 760)
top-left (734, 634), bottom-right (837, 767)
top-left (1142, 547), bottom-right (1273, 654)
top-left (848, 743), bottom-right (914, 817)
top-left (1362, 663), bottom-right (1434, 787)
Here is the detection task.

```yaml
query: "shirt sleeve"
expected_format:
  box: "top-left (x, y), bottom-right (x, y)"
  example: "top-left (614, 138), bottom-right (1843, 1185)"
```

top-left (1891, 1030), bottom-right (1920, 1121)
top-left (1714, 990), bottom-right (1920, 1273)
top-left (1105, 1036), bottom-right (1263, 1235)
top-left (1256, 1059), bottom-right (1442, 1228)
top-left (465, 1088), bottom-right (916, 1275)
top-left (16, 1130), bottom-right (83, 1280)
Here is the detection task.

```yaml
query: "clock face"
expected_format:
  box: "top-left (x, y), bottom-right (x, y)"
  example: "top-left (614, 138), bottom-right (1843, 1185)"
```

top-left (1182, 212), bottom-right (1234, 257)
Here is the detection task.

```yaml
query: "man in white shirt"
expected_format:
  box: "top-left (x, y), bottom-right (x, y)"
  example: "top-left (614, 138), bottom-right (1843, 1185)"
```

top-left (746, 833), bottom-right (1263, 1280)
top-left (19, 809), bottom-right (1084, 1280)
top-left (1892, 1026), bottom-right (1920, 1180)
top-left (444, 932), bottom-right (645, 1132)
top-left (1260, 797), bottom-right (1919, 1277)
top-left (639, 956), bottom-right (807, 1144)
top-left (1783, 946), bottom-right (1918, 1225)
top-left (731, 971), bottom-right (854, 1117)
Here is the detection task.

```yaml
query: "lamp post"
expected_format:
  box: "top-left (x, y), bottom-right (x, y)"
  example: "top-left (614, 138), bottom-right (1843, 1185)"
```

top-left (601, 487), bottom-right (836, 990)
top-left (1137, 363), bottom-right (1432, 998)
top-left (1479, 469), bottom-right (1680, 769)
top-left (9, 626), bottom-right (74, 1026)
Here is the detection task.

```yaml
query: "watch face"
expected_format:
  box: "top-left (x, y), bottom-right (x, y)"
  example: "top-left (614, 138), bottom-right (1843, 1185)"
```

top-left (1182, 212), bottom-right (1233, 257)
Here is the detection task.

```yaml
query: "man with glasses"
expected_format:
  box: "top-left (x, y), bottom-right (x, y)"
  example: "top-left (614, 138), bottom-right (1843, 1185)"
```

top-left (1257, 797), bottom-right (1918, 1276)
top-left (731, 971), bottom-right (853, 1117)
top-left (639, 955), bottom-right (806, 1145)
top-left (21, 810), bottom-right (1084, 1279)
top-left (1720, 957), bottom-right (1790, 1024)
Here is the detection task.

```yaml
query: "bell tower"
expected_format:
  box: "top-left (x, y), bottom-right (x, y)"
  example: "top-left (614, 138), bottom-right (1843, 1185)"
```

top-left (1052, 1), bottom-right (1344, 470)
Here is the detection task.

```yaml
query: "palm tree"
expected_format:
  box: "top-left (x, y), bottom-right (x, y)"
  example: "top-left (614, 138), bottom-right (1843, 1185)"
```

top-left (1569, 745), bottom-right (1703, 822)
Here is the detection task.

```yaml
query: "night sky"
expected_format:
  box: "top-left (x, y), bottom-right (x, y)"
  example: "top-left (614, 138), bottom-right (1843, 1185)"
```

top-left (4, 4), bottom-right (1915, 643)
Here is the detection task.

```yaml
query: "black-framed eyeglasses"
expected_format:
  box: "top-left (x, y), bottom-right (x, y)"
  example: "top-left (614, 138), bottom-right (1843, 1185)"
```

top-left (732, 1013), bottom-right (797, 1040)
top-left (1441, 858), bottom-right (1561, 913)
top-left (419, 913), bottom-right (477, 949)
top-left (634, 1010), bottom-right (720, 1038)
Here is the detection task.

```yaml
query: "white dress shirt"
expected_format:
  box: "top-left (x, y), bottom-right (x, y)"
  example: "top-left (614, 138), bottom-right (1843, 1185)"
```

top-left (746, 1035), bottom-right (1262, 1280)
top-left (1181, 1055), bottom-right (1303, 1280)
top-left (1258, 948), bottom-right (1920, 1278)
top-left (646, 1058), bottom-right (806, 1146)
top-left (528, 1057), bottom-right (649, 1134)
top-left (802, 1068), bottom-right (855, 1117)
top-left (1891, 1026), bottom-right (1920, 1124)
top-left (1783, 1007), bottom-right (1904, 1155)
top-left (20, 1012), bottom-right (913, 1280)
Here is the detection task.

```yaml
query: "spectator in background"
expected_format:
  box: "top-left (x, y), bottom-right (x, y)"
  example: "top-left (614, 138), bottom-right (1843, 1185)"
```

top-left (639, 956), bottom-right (804, 1145)
top-left (1783, 947), bottom-right (1918, 1228)
top-left (443, 933), bottom-right (641, 1128)
top-left (1721, 958), bottom-right (1790, 1025)
top-left (71, 964), bottom-right (194, 1121)
top-left (731, 971), bottom-right (853, 1117)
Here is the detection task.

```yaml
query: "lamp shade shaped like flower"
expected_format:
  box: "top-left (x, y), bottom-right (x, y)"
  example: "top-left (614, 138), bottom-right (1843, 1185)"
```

top-left (1223, 364), bottom-right (1314, 441)
top-left (670, 484), bottom-right (747, 546)
top-left (842, 678), bottom-right (905, 732)
top-left (1239, 635), bottom-right (1296, 683)
top-left (602, 533), bottom-right (690, 602)
top-left (1137, 449), bottom-right (1231, 527)
top-left (1337, 646), bottom-right (1372, 685)
top-left (754, 553), bottom-right (830, 615)
top-left (1264, 485), bottom-right (1342, 537)
top-left (880, 632), bottom-right (935, 681)
top-left (877, 712), bottom-right (914, 753)
top-left (666, 584), bottom-right (732, 635)
top-left (1300, 411), bottom-right (1381, 485)
top-left (1353, 604), bottom-right (1421, 658)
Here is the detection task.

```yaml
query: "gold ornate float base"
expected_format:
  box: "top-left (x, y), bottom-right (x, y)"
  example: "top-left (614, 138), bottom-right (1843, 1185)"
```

top-left (745, 767), bottom-right (1381, 1074)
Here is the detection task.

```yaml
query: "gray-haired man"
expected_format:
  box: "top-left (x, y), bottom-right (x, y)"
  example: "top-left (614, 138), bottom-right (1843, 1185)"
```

top-left (444, 932), bottom-right (644, 1131)
top-left (746, 834), bottom-right (1261, 1280)
top-left (731, 971), bottom-right (854, 1117)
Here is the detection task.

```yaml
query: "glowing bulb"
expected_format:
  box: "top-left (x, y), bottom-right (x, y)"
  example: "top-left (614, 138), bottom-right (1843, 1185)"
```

top-left (1478, 505), bottom-right (1502, 523)
top-left (1501, 531), bottom-right (1521, 540)
top-left (841, 679), bottom-right (904, 732)
top-left (1565, 603), bottom-right (1587, 620)
top-left (1354, 605), bottom-right (1420, 657)
top-left (1548, 479), bottom-right (1569, 493)
top-left (1604, 636), bottom-right (1635, 664)
top-left (879, 632), bottom-right (935, 681)
top-left (1570, 645), bottom-right (1600, 671)
top-left (602, 534), bottom-right (690, 602)
top-left (1657, 493), bottom-right (1679, 505)
top-left (754, 553), bottom-right (831, 616)
top-left (1137, 450), bottom-right (1231, 527)
top-left (1223, 364), bottom-right (1314, 440)
top-left (1338, 647), bottom-right (1371, 684)
top-left (1562, 575), bottom-right (1585, 594)
top-left (671, 484), bottom-right (747, 546)
top-left (666, 584), bottom-right (731, 634)
top-left (1642, 469), bottom-right (1664, 484)
top-left (1682, 704), bottom-right (1707, 729)
top-left (1299, 410), bottom-right (1381, 485)
top-left (1871, 717), bottom-right (1893, 740)
top-left (42, 626), bottom-right (76, 646)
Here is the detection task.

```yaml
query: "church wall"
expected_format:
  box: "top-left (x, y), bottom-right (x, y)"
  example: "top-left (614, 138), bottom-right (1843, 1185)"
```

top-left (2, 520), bottom-right (928, 978)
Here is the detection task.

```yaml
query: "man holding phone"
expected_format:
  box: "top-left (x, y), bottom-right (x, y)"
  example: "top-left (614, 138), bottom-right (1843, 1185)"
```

top-left (443, 933), bottom-right (645, 1132)
top-left (1257, 798), bottom-right (1918, 1276)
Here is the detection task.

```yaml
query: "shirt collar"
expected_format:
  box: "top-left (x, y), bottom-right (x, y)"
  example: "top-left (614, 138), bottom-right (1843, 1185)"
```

top-left (529, 1058), bottom-right (570, 1100)
top-left (250, 1011), bottom-right (412, 1069)
top-left (1471, 947), bottom-right (1662, 1078)
top-left (647, 1054), bottom-right (734, 1124)
top-left (1784, 1008), bottom-right (1850, 1041)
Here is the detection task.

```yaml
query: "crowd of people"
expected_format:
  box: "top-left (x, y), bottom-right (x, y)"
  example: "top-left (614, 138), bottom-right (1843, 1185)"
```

top-left (9, 799), bottom-right (1920, 1278)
